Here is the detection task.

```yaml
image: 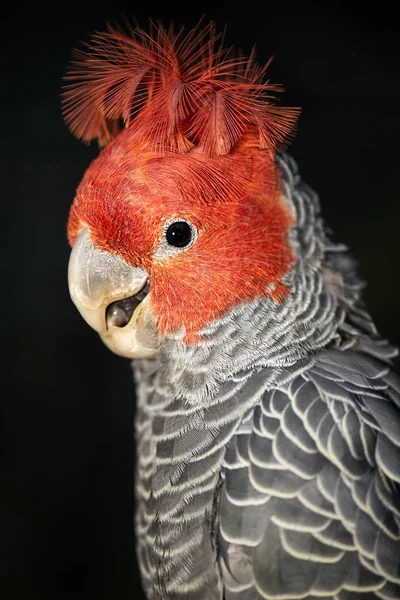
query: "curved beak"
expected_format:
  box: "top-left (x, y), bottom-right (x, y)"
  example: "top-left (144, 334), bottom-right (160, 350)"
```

top-left (68, 228), bottom-right (159, 359)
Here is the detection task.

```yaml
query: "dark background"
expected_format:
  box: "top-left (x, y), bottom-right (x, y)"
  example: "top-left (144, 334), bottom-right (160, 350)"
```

top-left (2, 1), bottom-right (399, 599)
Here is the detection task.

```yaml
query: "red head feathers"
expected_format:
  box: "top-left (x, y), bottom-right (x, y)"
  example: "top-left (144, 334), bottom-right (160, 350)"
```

top-left (63, 20), bottom-right (299, 341)
top-left (62, 20), bottom-right (299, 156)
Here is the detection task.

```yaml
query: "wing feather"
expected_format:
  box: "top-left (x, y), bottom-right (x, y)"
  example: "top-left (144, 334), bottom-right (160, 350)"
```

top-left (219, 348), bottom-right (400, 599)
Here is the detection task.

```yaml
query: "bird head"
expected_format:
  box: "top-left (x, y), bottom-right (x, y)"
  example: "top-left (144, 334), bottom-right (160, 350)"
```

top-left (64, 21), bottom-right (300, 358)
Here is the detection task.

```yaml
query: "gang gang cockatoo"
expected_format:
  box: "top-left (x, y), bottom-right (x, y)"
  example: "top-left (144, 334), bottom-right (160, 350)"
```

top-left (63, 19), bottom-right (400, 600)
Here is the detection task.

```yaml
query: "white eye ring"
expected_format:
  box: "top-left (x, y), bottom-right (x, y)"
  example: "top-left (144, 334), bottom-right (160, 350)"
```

top-left (154, 218), bottom-right (198, 260)
top-left (164, 219), bottom-right (197, 248)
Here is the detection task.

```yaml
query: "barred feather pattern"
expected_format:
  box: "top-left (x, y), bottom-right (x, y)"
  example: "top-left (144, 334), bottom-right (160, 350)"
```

top-left (132, 153), bottom-right (400, 599)
top-left (219, 350), bottom-right (400, 600)
top-left (62, 22), bottom-right (299, 155)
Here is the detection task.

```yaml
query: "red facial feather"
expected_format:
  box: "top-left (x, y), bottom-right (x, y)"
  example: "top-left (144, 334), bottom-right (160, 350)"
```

top-left (65, 21), bottom-right (298, 340)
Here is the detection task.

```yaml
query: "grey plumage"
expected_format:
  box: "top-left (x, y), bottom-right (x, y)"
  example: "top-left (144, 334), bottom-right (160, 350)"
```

top-left (220, 350), bottom-right (400, 599)
top-left (131, 154), bottom-right (400, 599)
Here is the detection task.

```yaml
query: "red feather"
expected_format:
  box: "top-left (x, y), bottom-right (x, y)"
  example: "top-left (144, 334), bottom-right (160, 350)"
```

top-left (62, 20), bottom-right (300, 155)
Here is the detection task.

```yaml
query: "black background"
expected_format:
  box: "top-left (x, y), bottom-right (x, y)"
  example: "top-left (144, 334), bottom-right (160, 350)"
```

top-left (2, 1), bottom-right (399, 599)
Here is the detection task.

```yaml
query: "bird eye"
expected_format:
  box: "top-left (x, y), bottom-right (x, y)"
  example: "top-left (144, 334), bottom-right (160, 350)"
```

top-left (165, 220), bottom-right (195, 248)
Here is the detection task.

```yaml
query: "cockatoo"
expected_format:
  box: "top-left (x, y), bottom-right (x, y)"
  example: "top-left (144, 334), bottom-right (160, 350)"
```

top-left (63, 21), bottom-right (400, 600)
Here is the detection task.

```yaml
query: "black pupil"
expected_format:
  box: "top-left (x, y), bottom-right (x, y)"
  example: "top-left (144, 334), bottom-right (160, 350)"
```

top-left (166, 221), bottom-right (193, 248)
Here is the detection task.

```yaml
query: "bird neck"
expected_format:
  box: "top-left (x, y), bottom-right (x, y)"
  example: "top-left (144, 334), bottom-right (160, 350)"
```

top-left (140, 153), bottom-right (368, 401)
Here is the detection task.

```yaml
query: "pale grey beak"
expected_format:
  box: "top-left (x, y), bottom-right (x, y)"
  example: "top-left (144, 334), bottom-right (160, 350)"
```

top-left (68, 228), bottom-right (159, 358)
